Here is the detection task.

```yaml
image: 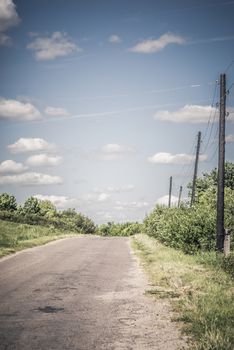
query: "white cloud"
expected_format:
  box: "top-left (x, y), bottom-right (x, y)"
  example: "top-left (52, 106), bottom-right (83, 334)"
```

top-left (0, 160), bottom-right (28, 174)
top-left (129, 33), bottom-right (185, 54)
top-left (108, 35), bottom-right (122, 44)
top-left (154, 105), bottom-right (215, 123)
top-left (27, 31), bottom-right (81, 61)
top-left (156, 195), bottom-right (178, 206)
top-left (148, 152), bottom-right (207, 164)
top-left (26, 154), bottom-right (62, 167)
top-left (83, 192), bottom-right (111, 203)
top-left (100, 143), bottom-right (136, 160)
top-left (45, 106), bottom-right (70, 117)
top-left (94, 185), bottom-right (135, 193)
top-left (0, 98), bottom-right (41, 121)
top-left (8, 138), bottom-right (55, 154)
top-left (226, 134), bottom-right (234, 143)
top-left (102, 144), bottom-right (126, 153)
top-left (0, 0), bottom-right (20, 46)
top-left (98, 193), bottom-right (111, 202)
top-left (115, 200), bottom-right (149, 210)
top-left (0, 172), bottom-right (63, 186)
top-left (0, 32), bottom-right (10, 45)
top-left (34, 194), bottom-right (78, 209)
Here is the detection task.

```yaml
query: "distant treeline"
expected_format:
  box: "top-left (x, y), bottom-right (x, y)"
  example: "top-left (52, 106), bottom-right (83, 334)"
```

top-left (0, 162), bottom-right (233, 246)
top-left (0, 194), bottom-right (96, 235)
top-left (98, 221), bottom-right (142, 236)
top-left (0, 194), bottom-right (141, 237)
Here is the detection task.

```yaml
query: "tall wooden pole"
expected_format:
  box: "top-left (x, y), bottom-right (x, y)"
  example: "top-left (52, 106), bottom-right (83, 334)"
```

top-left (190, 131), bottom-right (201, 206)
top-left (168, 176), bottom-right (172, 208)
top-left (216, 74), bottom-right (226, 252)
top-left (178, 186), bottom-right (182, 207)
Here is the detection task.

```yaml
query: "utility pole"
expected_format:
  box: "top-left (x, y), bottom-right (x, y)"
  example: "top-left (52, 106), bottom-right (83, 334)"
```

top-left (178, 186), bottom-right (183, 207)
top-left (216, 73), bottom-right (226, 252)
top-left (190, 131), bottom-right (201, 206)
top-left (168, 176), bottom-right (172, 208)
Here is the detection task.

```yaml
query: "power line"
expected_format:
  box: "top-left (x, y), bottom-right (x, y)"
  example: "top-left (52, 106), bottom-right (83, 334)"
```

top-left (208, 144), bottom-right (219, 163)
top-left (175, 135), bottom-right (197, 180)
top-left (201, 106), bottom-right (219, 154)
top-left (180, 142), bottom-right (198, 188)
top-left (201, 81), bottom-right (218, 144)
top-left (227, 81), bottom-right (234, 92)
top-left (204, 122), bottom-right (219, 152)
top-left (224, 59), bottom-right (234, 73)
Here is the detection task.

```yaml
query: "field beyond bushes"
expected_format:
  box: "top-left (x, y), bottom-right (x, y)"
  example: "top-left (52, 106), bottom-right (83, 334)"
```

top-left (0, 219), bottom-right (80, 258)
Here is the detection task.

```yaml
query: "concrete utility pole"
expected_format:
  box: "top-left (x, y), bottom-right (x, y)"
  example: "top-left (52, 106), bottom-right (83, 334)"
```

top-left (168, 176), bottom-right (172, 208)
top-left (190, 131), bottom-right (201, 206)
top-left (216, 73), bottom-right (226, 252)
top-left (178, 186), bottom-right (183, 207)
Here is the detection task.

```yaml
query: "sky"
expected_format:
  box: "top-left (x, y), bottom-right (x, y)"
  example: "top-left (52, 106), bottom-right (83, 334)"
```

top-left (0, 0), bottom-right (234, 224)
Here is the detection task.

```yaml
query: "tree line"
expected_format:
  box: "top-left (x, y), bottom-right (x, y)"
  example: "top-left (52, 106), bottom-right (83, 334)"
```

top-left (0, 162), bottom-right (233, 245)
top-left (0, 194), bottom-right (96, 235)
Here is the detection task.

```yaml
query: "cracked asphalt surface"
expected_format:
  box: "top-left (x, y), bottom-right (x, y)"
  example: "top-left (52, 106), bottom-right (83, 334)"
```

top-left (0, 236), bottom-right (186, 350)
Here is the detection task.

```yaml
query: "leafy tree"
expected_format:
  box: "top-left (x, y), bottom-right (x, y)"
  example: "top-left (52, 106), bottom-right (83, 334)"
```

top-left (23, 197), bottom-right (41, 214)
top-left (38, 200), bottom-right (57, 217)
top-left (60, 208), bottom-right (77, 218)
top-left (0, 193), bottom-right (17, 211)
top-left (79, 215), bottom-right (96, 234)
top-left (188, 162), bottom-right (234, 198)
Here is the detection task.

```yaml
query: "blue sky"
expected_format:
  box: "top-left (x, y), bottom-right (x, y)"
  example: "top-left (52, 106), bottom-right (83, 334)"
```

top-left (0, 0), bottom-right (234, 223)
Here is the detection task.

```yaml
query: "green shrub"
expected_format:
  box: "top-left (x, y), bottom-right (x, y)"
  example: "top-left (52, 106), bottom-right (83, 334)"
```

top-left (0, 208), bottom-right (96, 235)
top-left (0, 193), bottom-right (17, 211)
top-left (23, 197), bottom-right (41, 214)
top-left (221, 252), bottom-right (234, 278)
top-left (144, 185), bottom-right (233, 254)
top-left (98, 221), bottom-right (142, 236)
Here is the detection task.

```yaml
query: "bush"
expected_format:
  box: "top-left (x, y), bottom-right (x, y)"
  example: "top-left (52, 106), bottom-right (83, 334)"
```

top-left (98, 221), bottom-right (142, 236)
top-left (23, 197), bottom-right (41, 215)
top-left (144, 184), bottom-right (233, 254)
top-left (221, 252), bottom-right (234, 278)
top-left (0, 208), bottom-right (96, 235)
top-left (0, 193), bottom-right (17, 211)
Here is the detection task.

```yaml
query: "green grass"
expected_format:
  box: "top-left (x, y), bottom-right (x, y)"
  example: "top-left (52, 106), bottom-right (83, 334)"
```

top-left (0, 219), bottom-right (80, 258)
top-left (132, 234), bottom-right (234, 350)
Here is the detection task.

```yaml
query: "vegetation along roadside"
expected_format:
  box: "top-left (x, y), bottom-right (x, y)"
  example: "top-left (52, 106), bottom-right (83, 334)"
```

top-left (132, 234), bottom-right (234, 350)
top-left (0, 219), bottom-right (82, 258)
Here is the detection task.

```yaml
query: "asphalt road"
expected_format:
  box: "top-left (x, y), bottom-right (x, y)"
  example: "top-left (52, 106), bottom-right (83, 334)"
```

top-left (0, 236), bottom-right (186, 350)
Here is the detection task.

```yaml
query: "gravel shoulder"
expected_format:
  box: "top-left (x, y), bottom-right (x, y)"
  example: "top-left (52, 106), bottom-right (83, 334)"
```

top-left (0, 236), bottom-right (187, 350)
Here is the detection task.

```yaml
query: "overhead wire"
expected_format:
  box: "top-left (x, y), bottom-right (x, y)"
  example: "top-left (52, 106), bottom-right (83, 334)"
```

top-left (204, 121), bottom-right (219, 152)
top-left (179, 141), bottom-right (197, 188)
top-left (174, 76), bottom-right (220, 194)
top-left (201, 81), bottom-right (218, 143)
top-left (201, 106), bottom-right (219, 154)
top-left (224, 59), bottom-right (234, 73)
top-left (227, 81), bottom-right (234, 92)
top-left (207, 144), bottom-right (219, 164)
top-left (175, 137), bottom-right (197, 182)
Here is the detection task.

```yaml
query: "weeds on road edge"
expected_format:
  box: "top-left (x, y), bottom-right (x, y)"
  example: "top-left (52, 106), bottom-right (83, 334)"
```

top-left (0, 219), bottom-right (80, 258)
top-left (132, 234), bottom-right (234, 350)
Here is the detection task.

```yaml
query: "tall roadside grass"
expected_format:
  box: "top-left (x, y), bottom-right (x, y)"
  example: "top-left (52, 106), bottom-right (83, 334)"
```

top-left (0, 219), bottom-right (80, 258)
top-left (132, 234), bottom-right (234, 350)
